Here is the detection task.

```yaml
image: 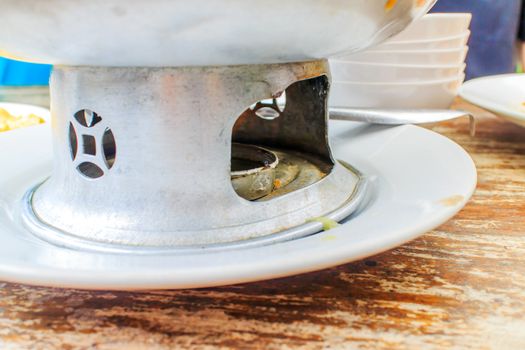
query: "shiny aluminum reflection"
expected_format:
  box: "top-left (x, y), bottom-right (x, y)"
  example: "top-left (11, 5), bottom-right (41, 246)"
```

top-left (23, 61), bottom-right (362, 247)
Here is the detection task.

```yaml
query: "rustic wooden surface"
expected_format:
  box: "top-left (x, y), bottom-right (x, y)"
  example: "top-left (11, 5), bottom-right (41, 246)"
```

top-left (1, 98), bottom-right (525, 350)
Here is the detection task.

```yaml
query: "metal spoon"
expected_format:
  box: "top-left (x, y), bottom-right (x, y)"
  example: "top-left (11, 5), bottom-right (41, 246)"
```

top-left (330, 108), bottom-right (476, 136)
top-left (255, 99), bottom-right (476, 136)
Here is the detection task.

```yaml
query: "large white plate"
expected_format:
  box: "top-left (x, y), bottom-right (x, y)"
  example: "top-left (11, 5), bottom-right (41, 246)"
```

top-left (0, 109), bottom-right (476, 290)
top-left (460, 74), bottom-right (525, 128)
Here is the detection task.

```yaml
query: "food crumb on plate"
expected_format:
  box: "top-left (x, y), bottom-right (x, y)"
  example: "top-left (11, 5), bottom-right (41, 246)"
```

top-left (0, 108), bottom-right (44, 132)
top-left (308, 216), bottom-right (340, 231)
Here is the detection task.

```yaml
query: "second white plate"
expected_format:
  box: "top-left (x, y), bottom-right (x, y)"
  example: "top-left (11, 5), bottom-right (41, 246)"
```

top-left (460, 73), bottom-right (525, 128)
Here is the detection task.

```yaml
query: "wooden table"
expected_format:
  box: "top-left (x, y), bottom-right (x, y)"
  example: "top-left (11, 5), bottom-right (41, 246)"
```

top-left (1, 98), bottom-right (524, 350)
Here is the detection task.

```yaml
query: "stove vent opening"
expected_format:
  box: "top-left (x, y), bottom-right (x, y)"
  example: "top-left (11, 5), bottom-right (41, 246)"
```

top-left (251, 91), bottom-right (286, 121)
top-left (77, 162), bottom-right (104, 179)
top-left (69, 122), bottom-right (78, 160)
top-left (69, 109), bottom-right (117, 179)
top-left (102, 129), bottom-right (116, 169)
top-left (82, 134), bottom-right (96, 156)
top-left (230, 75), bottom-right (334, 201)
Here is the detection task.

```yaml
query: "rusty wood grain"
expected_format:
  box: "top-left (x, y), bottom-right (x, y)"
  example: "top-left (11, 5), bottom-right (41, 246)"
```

top-left (1, 99), bottom-right (525, 350)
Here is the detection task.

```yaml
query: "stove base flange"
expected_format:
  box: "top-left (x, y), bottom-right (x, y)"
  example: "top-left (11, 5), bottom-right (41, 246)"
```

top-left (21, 162), bottom-right (368, 254)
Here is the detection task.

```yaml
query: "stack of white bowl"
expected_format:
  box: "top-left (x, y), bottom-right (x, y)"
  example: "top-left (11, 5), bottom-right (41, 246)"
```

top-left (329, 13), bottom-right (471, 109)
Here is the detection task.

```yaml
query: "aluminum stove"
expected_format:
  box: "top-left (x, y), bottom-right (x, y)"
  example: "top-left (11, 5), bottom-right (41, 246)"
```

top-left (0, 0), bottom-right (435, 255)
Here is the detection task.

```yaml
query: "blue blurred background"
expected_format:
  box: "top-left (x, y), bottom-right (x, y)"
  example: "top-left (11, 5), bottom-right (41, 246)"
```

top-left (0, 57), bottom-right (51, 86)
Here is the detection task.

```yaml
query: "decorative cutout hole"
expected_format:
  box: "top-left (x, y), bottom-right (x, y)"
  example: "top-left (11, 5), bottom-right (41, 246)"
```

top-left (74, 109), bottom-right (102, 127)
top-left (69, 122), bottom-right (78, 160)
top-left (77, 162), bottom-right (104, 179)
top-left (82, 135), bottom-right (96, 156)
top-left (102, 128), bottom-right (116, 169)
top-left (250, 91), bottom-right (286, 121)
top-left (255, 107), bottom-right (280, 121)
top-left (69, 109), bottom-right (116, 179)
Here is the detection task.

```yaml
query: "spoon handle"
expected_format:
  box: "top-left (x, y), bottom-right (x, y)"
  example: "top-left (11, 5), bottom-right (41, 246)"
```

top-left (329, 108), bottom-right (476, 136)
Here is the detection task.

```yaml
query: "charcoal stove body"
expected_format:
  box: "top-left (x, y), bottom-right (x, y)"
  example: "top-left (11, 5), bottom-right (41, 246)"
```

top-left (21, 61), bottom-right (366, 252)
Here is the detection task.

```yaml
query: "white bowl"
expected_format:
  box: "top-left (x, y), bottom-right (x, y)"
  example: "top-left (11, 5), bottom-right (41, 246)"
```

top-left (389, 13), bottom-right (472, 42)
top-left (338, 47), bottom-right (468, 66)
top-left (330, 74), bottom-right (465, 109)
top-left (0, 0), bottom-right (435, 66)
top-left (329, 61), bottom-right (465, 83)
top-left (377, 31), bottom-right (470, 50)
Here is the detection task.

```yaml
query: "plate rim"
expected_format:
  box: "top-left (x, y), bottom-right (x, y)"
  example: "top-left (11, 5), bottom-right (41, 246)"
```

top-left (460, 73), bottom-right (525, 127)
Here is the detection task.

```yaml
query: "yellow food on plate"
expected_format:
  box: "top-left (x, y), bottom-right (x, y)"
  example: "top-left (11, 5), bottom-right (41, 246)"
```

top-left (0, 107), bottom-right (45, 132)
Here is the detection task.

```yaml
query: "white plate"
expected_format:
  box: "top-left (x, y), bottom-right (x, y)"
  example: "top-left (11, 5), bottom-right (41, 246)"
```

top-left (0, 110), bottom-right (476, 290)
top-left (460, 74), bottom-right (525, 128)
